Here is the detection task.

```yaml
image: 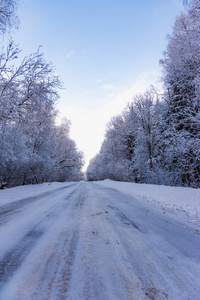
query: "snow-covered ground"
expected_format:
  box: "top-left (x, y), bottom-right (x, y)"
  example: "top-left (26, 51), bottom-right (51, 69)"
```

top-left (97, 179), bottom-right (200, 227)
top-left (0, 182), bottom-right (74, 205)
top-left (0, 181), bottom-right (200, 299)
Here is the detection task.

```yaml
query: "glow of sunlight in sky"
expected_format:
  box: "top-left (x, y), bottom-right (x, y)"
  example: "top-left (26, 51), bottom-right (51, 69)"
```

top-left (12, 0), bottom-right (184, 171)
top-left (59, 70), bottom-right (161, 170)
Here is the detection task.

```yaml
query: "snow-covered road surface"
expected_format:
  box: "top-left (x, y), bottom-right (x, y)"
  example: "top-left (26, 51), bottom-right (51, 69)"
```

top-left (0, 182), bottom-right (200, 300)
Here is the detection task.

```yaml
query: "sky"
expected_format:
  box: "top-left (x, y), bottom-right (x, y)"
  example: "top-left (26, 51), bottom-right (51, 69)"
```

top-left (12, 0), bottom-right (184, 170)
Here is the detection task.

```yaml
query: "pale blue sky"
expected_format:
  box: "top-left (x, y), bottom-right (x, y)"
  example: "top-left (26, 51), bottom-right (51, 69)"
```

top-left (12, 0), bottom-right (183, 169)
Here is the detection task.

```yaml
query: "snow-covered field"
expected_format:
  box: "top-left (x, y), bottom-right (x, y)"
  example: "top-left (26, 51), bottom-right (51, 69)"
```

top-left (0, 180), bottom-right (200, 299)
top-left (97, 179), bottom-right (200, 227)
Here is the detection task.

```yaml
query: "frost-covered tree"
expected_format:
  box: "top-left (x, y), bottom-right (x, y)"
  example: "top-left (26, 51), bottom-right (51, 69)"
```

top-left (131, 91), bottom-right (159, 183)
top-left (0, 43), bottom-right (83, 187)
top-left (52, 119), bottom-right (84, 182)
top-left (0, 1), bottom-right (84, 187)
top-left (160, 14), bottom-right (199, 133)
top-left (86, 106), bottom-right (138, 181)
top-left (86, 89), bottom-right (163, 183)
top-left (87, 1), bottom-right (200, 187)
top-left (160, 0), bottom-right (200, 186)
top-left (0, 0), bottom-right (19, 33)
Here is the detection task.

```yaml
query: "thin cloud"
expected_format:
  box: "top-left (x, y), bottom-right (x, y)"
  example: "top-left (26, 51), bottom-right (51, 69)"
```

top-left (66, 50), bottom-right (74, 59)
top-left (95, 78), bottom-right (103, 84)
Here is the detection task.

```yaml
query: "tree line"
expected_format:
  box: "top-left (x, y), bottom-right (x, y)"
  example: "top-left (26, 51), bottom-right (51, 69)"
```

top-left (0, 1), bottom-right (84, 188)
top-left (86, 0), bottom-right (200, 188)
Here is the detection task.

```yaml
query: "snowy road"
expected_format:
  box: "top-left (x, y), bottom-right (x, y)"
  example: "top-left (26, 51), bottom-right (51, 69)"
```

top-left (0, 182), bottom-right (200, 300)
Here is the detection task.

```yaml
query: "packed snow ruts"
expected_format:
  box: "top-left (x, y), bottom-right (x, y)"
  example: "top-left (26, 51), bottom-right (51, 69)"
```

top-left (0, 181), bottom-right (200, 299)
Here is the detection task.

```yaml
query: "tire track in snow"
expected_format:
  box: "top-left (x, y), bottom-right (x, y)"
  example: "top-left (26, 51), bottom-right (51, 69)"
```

top-left (107, 204), bottom-right (142, 232)
top-left (92, 184), bottom-right (200, 299)
top-left (0, 188), bottom-right (77, 292)
top-left (29, 187), bottom-right (86, 300)
top-left (0, 183), bottom-right (76, 226)
top-left (53, 193), bottom-right (85, 300)
top-left (1, 182), bottom-right (200, 299)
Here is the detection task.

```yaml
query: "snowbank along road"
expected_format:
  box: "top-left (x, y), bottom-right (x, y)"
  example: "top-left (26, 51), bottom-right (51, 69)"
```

top-left (0, 182), bottom-right (200, 299)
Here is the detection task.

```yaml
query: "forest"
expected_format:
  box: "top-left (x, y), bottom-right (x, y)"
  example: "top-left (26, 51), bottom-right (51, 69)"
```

top-left (86, 0), bottom-right (200, 188)
top-left (0, 0), bottom-right (84, 188)
top-left (0, 1), bottom-right (199, 189)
